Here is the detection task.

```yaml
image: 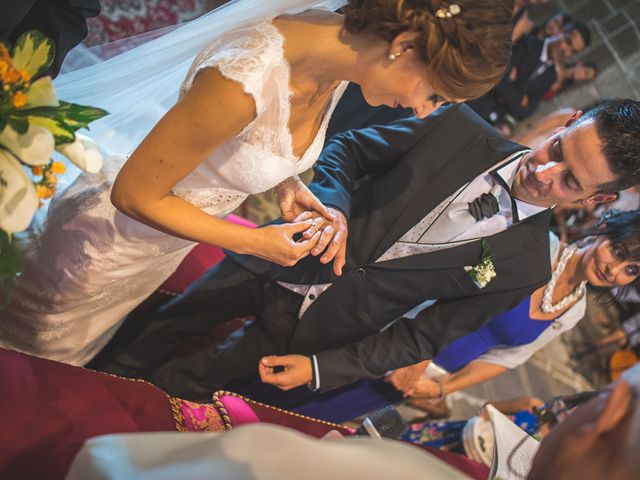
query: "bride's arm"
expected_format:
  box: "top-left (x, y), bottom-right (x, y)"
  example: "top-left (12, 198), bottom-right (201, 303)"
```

top-left (111, 68), bottom-right (318, 266)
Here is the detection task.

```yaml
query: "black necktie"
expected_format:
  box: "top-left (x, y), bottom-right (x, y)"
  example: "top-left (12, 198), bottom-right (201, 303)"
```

top-left (467, 170), bottom-right (520, 223)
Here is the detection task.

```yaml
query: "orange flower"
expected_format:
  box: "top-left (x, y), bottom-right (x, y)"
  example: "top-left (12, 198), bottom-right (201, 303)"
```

top-left (0, 44), bottom-right (9, 61)
top-left (51, 161), bottom-right (66, 174)
top-left (47, 174), bottom-right (58, 186)
top-left (12, 91), bottom-right (27, 107)
top-left (31, 165), bottom-right (44, 176)
top-left (36, 184), bottom-right (55, 199)
top-left (0, 63), bottom-right (20, 85)
top-left (17, 68), bottom-right (30, 83)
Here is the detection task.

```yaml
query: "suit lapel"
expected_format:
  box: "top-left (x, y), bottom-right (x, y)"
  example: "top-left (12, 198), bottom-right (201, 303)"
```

top-left (300, 210), bottom-right (552, 329)
top-left (374, 209), bottom-right (550, 273)
top-left (370, 135), bottom-right (523, 261)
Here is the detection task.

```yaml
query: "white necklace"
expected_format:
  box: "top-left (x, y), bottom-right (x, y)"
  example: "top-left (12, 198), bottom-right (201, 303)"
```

top-left (541, 244), bottom-right (587, 315)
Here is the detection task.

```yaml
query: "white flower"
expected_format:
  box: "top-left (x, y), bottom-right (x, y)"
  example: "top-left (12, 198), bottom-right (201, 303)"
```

top-left (465, 241), bottom-right (497, 289)
top-left (0, 149), bottom-right (39, 233)
top-left (475, 262), bottom-right (497, 287)
top-left (56, 133), bottom-right (102, 173)
top-left (0, 124), bottom-right (54, 166)
top-left (25, 76), bottom-right (59, 108)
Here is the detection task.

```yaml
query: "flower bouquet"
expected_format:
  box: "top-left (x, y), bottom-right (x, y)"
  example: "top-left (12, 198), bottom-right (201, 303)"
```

top-left (0, 31), bottom-right (108, 297)
top-left (464, 239), bottom-right (496, 289)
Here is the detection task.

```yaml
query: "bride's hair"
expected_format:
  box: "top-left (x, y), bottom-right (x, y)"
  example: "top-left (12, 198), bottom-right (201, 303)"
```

top-left (342, 0), bottom-right (514, 100)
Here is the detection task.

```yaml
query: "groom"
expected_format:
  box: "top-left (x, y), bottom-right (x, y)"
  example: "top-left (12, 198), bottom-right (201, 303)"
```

top-left (99, 100), bottom-right (640, 399)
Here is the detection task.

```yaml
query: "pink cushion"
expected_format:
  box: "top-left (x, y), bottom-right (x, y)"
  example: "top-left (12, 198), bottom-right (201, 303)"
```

top-left (160, 214), bottom-right (256, 294)
top-left (218, 394), bottom-right (355, 439)
top-left (220, 395), bottom-right (260, 425)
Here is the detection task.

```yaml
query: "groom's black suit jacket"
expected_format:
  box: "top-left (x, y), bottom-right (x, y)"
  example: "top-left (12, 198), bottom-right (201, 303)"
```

top-left (231, 104), bottom-right (552, 391)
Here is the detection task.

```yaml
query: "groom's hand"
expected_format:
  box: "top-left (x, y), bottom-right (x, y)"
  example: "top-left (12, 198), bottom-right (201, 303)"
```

top-left (259, 355), bottom-right (312, 390)
top-left (276, 176), bottom-right (335, 224)
top-left (294, 208), bottom-right (348, 276)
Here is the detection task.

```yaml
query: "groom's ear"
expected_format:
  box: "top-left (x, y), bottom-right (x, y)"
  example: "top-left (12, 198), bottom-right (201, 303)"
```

top-left (564, 110), bottom-right (583, 127)
top-left (582, 192), bottom-right (617, 207)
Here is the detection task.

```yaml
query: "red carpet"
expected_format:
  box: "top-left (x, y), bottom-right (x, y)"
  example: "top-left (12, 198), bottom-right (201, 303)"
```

top-left (85, 0), bottom-right (210, 45)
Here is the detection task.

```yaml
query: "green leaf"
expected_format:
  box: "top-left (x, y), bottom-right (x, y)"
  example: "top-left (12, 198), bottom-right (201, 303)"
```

top-left (0, 230), bottom-right (24, 308)
top-left (0, 117), bottom-right (6, 133)
top-left (11, 30), bottom-right (55, 78)
top-left (480, 239), bottom-right (493, 260)
top-left (58, 102), bottom-right (109, 127)
top-left (14, 101), bottom-right (108, 134)
top-left (27, 115), bottom-right (75, 144)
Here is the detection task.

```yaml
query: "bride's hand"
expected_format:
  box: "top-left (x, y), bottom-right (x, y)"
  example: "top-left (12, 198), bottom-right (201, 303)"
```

top-left (276, 176), bottom-right (335, 224)
top-left (294, 209), bottom-right (348, 276)
top-left (248, 221), bottom-right (321, 267)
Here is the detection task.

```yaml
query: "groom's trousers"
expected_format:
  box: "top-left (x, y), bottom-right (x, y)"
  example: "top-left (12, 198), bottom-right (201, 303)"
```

top-left (95, 258), bottom-right (304, 401)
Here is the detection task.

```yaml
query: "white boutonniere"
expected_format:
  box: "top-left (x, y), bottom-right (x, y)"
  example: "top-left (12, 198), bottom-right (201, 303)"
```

top-left (464, 239), bottom-right (496, 289)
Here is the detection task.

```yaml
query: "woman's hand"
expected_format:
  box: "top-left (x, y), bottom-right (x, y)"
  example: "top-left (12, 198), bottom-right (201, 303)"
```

top-left (246, 220), bottom-right (321, 267)
top-left (404, 376), bottom-right (443, 398)
top-left (276, 176), bottom-right (334, 223)
top-left (294, 208), bottom-right (348, 276)
top-left (385, 360), bottom-right (431, 395)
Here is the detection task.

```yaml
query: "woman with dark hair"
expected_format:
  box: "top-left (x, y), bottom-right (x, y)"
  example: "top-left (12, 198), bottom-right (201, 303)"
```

top-left (543, 60), bottom-right (598, 100)
top-left (390, 209), bottom-right (640, 400)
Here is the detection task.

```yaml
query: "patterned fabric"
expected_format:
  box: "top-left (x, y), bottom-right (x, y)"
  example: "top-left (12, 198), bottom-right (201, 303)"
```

top-left (85, 0), bottom-right (210, 46)
top-left (170, 398), bottom-right (227, 432)
top-left (402, 419), bottom-right (468, 453)
top-left (377, 187), bottom-right (464, 262)
top-left (402, 410), bottom-right (540, 451)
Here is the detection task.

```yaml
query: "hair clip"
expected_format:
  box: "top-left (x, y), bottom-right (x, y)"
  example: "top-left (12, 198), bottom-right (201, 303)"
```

top-left (435, 4), bottom-right (462, 19)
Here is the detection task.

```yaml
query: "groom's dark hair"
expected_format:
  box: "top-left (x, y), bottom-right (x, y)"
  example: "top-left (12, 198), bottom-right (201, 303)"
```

top-left (577, 99), bottom-right (640, 194)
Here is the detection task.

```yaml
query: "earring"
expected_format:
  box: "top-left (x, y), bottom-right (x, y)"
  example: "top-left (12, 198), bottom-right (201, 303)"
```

top-left (388, 52), bottom-right (401, 61)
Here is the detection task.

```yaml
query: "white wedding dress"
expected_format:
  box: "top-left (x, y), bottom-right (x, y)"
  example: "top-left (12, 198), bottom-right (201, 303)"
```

top-left (0, 21), bottom-right (347, 366)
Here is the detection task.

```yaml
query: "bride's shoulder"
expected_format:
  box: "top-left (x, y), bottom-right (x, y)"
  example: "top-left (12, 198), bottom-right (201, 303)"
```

top-left (181, 20), bottom-right (286, 96)
top-left (197, 20), bottom-right (284, 61)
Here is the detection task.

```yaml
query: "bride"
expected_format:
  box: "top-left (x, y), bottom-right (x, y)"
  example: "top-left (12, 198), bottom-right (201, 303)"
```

top-left (0, 0), bottom-right (514, 365)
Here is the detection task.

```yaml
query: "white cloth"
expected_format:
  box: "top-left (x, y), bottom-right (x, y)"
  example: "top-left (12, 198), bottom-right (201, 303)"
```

top-left (64, 426), bottom-right (470, 480)
top-left (486, 405), bottom-right (539, 480)
top-left (0, 21), bottom-right (347, 366)
top-left (54, 1), bottom-right (346, 160)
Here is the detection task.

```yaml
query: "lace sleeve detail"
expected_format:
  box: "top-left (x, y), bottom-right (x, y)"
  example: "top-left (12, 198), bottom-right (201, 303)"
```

top-left (179, 22), bottom-right (284, 120)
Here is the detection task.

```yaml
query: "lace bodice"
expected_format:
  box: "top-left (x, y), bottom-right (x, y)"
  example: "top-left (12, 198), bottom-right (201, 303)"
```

top-left (173, 21), bottom-right (347, 216)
